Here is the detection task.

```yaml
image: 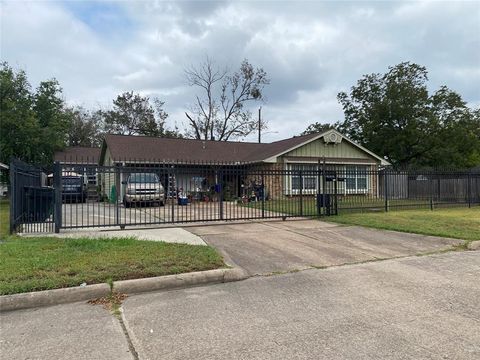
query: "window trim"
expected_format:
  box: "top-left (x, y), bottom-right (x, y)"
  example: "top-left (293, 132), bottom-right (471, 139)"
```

top-left (288, 164), bottom-right (319, 195)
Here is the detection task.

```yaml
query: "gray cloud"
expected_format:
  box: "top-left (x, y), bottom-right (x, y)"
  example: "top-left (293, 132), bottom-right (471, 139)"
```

top-left (1, 0), bottom-right (479, 142)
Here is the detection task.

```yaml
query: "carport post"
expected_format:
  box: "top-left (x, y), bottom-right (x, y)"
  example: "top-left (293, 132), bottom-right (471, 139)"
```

top-left (53, 161), bottom-right (62, 233)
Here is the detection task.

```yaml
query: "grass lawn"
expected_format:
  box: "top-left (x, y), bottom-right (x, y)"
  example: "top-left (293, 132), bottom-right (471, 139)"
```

top-left (0, 199), bottom-right (9, 238)
top-left (0, 199), bottom-right (225, 295)
top-left (0, 236), bottom-right (225, 295)
top-left (245, 197), bottom-right (433, 216)
top-left (328, 207), bottom-right (480, 241)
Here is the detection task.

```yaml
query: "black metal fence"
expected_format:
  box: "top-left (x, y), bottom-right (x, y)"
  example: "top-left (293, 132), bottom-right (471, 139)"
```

top-left (9, 159), bottom-right (480, 233)
top-left (9, 159), bottom-right (55, 233)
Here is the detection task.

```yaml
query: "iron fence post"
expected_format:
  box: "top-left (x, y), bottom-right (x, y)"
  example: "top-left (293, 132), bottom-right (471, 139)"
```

top-left (467, 172), bottom-right (471, 208)
top-left (53, 161), bottom-right (62, 233)
top-left (322, 158), bottom-right (326, 215)
top-left (334, 177), bottom-right (338, 215)
top-left (430, 173), bottom-right (434, 211)
top-left (170, 166), bottom-right (175, 222)
top-left (114, 164), bottom-right (121, 229)
top-left (317, 161), bottom-right (321, 217)
top-left (299, 170), bottom-right (303, 216)
top-left (261, 170), bottom-right (265, 218)
top-left (219, 169), bottom-right (224, 220)
top-left (384, 168), bottom-right (389, 212)
top-left (9, 160), bottom-right (15, 234)
top-left (437, 177), bottom-right (441, 202)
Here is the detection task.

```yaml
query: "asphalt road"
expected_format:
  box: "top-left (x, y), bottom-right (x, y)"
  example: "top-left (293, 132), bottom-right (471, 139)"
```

top-left (3, 251), bottom-right (479, 360)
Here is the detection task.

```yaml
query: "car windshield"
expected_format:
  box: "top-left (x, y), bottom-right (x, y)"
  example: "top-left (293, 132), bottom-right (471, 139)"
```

top-left (63, 177), bottom-right (81, 185)
top-left (128, 173), bottom-right (159, 183)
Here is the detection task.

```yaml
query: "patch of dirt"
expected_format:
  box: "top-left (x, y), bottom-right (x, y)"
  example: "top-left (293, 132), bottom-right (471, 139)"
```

top-left (88, 291), bottom-right (128, 311)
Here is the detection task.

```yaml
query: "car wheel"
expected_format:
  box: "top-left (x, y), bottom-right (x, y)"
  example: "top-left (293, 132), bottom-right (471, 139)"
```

top-left (123, 198), bottom-right (130, 208)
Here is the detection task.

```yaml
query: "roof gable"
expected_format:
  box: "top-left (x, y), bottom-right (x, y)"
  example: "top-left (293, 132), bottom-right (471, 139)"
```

top-left (263, 130), bottom-right (390, 165)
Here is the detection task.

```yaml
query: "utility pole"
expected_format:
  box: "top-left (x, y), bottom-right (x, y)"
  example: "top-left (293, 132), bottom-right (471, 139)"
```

top-left (258, 106), bottom-right (262, 143)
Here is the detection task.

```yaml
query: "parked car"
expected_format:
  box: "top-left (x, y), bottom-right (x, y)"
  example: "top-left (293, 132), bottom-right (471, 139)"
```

top-left (122, 173), bottom-right (165, 207)
top-left (62, 174), bottom-right (87, 203)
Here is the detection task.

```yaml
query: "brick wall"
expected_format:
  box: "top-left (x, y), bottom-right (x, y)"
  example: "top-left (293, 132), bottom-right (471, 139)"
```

top-left (244, 163), bottom-right (285, 200)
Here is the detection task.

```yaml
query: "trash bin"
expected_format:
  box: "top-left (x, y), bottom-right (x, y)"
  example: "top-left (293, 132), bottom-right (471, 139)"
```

top-left (24, 186), bottom-right (54, 221)
top-left (177, 197), bottom-right (188, 206)
top-left (316, 194), bottom-right (332, 216)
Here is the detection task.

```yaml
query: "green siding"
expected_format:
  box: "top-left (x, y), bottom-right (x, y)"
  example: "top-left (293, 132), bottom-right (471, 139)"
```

top-left (283, 138), bottom-right (375, 161)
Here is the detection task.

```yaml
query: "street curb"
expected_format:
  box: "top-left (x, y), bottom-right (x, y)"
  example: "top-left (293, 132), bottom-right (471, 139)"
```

top-left (467, 241), bottom-right (480, 251)
top-left (0, 267), bottom-right (249, 312)
top-left (0, 283), bottom-right (111, 312)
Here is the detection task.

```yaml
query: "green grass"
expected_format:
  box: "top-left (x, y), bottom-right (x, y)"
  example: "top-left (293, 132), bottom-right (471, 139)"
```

top-left (0, 236), bottom-right (225, 295)
top-left (0, 199), bottom-right (9, 238)
top-left (245, 197), bottom-right (431, 216)
top-left (327, 207), bottom-right (480, 241)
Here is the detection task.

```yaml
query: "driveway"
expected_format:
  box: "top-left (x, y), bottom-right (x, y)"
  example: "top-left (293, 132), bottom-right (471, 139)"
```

top-left (186, 219), bottom-right (463, 275)
top-left (59, 202), bottom-right (287, 229)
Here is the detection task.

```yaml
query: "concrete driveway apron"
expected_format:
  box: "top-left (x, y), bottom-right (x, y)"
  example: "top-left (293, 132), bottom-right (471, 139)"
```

top-left (185, 219), bottom-right (462, 275)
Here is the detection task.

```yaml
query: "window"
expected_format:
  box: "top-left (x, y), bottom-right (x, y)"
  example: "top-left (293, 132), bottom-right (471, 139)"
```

top-left (345, 165), bottom-right (368, 193)
top-left (289, 164), bottom-right (318, 194)
top-left (128, 173), bottom-right (159, 183)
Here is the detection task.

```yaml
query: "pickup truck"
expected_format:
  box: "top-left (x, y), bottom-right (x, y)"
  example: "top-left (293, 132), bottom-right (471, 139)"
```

top-left (123, 173), bottom-right (165, 207)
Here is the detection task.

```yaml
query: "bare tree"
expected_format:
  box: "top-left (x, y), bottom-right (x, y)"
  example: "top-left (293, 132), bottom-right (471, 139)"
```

top-left (185, 57), bottom-right (270, 141)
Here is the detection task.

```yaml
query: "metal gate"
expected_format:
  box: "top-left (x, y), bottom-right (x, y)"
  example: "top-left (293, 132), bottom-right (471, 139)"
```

top-left (9, 159), bottom-right (55, 233)
top-left (10, 159), bottom-right (479, 234)
top-left (56, 162), bottom-right (336, 231)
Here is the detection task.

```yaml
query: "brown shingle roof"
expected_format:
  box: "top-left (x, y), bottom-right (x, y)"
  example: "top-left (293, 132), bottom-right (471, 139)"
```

top-left (102, 133), bottom-right (321, 164)
top-left (54, 147), bottom-right (101, 164)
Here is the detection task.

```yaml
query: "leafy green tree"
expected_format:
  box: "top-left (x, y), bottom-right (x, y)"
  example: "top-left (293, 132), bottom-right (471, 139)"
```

top-left (0, 62), bottom-right (38, 164)
top-left (301, 122), bottom-right (337, 135)
top-left (0, 62), bottom-right (74, 166)
top-left (102, 92), bottom-right (170, 137)
top-left (33, 79), bottom-right (72, 164)
top-left (337, 62), bottom-right (480, 168)
top-left (66, 107), bottom-right (104, 147)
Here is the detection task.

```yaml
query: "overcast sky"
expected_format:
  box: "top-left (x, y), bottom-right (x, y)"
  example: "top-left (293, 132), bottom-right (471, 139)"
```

top-left (2, 0), bottom-right (479, 142)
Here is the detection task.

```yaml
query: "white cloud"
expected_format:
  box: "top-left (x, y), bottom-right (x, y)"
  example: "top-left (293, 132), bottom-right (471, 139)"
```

top-left (1, 0), bottom-right (479, 141)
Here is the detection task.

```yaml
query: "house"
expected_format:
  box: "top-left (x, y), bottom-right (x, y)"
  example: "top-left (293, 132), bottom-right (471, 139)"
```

top-left (98, 130), bottom-right (390, 202)
top-left (54, 147), bottom-right (101, 185)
